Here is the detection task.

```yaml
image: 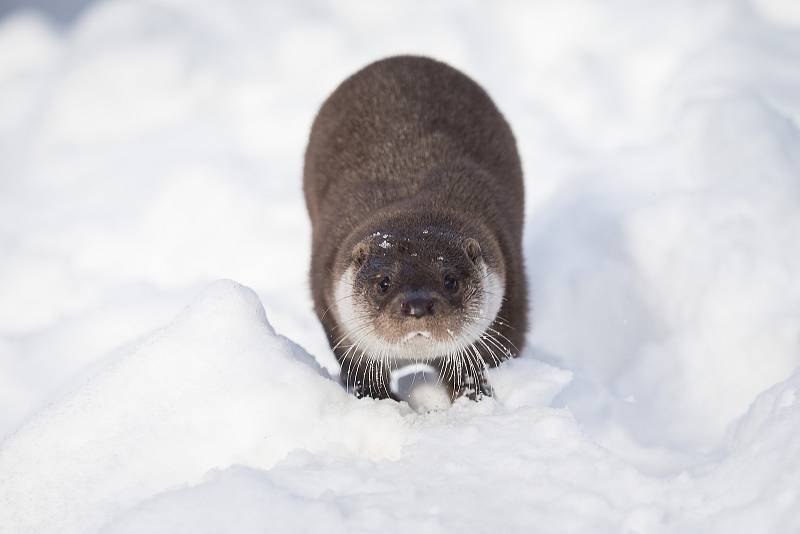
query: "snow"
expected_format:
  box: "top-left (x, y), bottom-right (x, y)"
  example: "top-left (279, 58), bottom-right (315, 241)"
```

top-left (1, 1), bottom-right (799, 532)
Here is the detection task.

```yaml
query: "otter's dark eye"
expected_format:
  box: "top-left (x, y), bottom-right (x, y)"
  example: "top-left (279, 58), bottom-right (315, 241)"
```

top-left (443, 274), bottom-right (459, 293)
top-left (377, 276), bottom-right (392, 293)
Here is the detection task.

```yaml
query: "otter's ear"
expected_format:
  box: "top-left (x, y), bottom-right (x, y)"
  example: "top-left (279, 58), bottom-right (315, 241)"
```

top-left (352, 242), bottom-right (370, 268)
top-left (463, 238), bottom-right (482, 264)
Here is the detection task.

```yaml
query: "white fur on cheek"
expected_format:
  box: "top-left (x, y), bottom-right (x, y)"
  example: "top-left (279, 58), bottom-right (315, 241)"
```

top-left (333, 267), bottom-right (361, 337)
top-left (472, 264), bottom-right (505, 336)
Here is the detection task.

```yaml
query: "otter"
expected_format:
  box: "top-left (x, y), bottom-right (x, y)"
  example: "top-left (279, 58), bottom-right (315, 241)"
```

top-left (303, 55), bottom-right (527, 402)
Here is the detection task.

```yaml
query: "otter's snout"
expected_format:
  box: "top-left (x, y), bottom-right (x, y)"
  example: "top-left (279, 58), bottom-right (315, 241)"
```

top-left (400, 291), bottom-right (437, 318)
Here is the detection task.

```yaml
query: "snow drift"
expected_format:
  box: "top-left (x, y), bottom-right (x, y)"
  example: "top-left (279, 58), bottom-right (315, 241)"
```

top-left (0, 281), bottom-right (408, 533)
top-left (2, 280), bottom-right (798, 533)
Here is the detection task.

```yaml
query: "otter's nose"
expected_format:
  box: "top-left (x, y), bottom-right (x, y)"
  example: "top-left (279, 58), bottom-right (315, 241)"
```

top-left (401, 294), bottom-right (436, 318)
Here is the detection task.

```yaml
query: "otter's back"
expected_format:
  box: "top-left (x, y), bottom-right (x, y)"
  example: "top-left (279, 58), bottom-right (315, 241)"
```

top-left (303, 56), bottom-right (523, 229)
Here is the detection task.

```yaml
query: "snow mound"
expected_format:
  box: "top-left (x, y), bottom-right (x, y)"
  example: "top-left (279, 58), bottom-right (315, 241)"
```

top-left (0, 281), bottom-right (408, 534)
top-left (1, 280), bottom-right (798, 534)
top-left (671, 370), bottom-right (800, 533)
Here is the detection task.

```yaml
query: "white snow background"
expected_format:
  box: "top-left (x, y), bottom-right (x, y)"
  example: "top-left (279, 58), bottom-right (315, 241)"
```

top-left (1, 0), bottom-right (799, 532)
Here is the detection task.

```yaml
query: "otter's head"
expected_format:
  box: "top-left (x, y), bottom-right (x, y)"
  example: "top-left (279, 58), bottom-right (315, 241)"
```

top-left (332, 228), bottom-right (505, 362)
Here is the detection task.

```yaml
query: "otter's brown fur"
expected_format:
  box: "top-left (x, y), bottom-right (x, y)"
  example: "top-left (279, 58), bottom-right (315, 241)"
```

top-left (303, 55), bottom-right (527, 400)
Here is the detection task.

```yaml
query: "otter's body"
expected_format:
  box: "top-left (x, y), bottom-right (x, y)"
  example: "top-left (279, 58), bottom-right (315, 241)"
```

top-left (304, 56), bottom-right (527, 401)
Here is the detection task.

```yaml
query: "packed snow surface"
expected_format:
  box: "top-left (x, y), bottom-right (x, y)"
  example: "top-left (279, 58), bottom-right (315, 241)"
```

top-left (1, 1), bottom-right (800, 533)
